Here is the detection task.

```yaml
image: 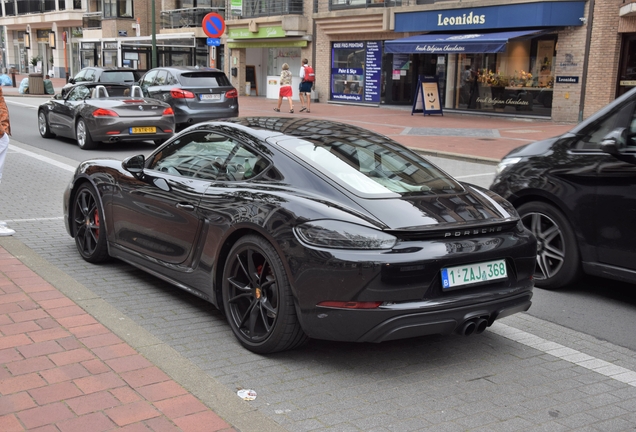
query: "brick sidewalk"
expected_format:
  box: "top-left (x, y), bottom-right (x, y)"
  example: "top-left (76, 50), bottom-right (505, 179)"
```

top-left (0, 246), bottom-right (235, 432)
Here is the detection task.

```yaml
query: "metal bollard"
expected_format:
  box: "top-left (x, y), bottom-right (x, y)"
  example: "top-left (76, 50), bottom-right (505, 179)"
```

top-left (11, 72), bottom-right (16, 87)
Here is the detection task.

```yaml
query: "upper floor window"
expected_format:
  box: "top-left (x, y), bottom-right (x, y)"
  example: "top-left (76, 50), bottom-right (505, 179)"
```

top-left (103, 0), bottom-right (133, 18)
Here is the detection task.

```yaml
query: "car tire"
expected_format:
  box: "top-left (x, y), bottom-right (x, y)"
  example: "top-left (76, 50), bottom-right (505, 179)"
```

top-left (222, 235), bottom-right (308, 354)
top-left (38, 111), bottom-right (55, 138)
top-left (72, 183), bottom-right (110, 263)
top-left (76, 118), bottom-right (98, 150)
top-left (518, 201), bottom-right (580, 290)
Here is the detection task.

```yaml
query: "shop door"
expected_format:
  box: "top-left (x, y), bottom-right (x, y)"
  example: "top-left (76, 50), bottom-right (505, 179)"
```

top-left (382, 54), bottom-right (439, 105)
top-left (617, 34), bottom-right (636, 97)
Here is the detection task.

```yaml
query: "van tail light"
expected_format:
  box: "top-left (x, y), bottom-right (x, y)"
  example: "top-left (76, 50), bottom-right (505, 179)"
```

top-left (162, 107), bottom-right (174, 116)
top-left (92, 108), bottom-right (119, 117)
top-left (225, 89), bottom-right (238, 99)
top-left (170, 88), bottom-right (195, 99)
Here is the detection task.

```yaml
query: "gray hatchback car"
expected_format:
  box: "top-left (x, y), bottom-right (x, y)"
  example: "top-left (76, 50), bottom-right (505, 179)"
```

top-left (139, 66), bottom-right (239, 130)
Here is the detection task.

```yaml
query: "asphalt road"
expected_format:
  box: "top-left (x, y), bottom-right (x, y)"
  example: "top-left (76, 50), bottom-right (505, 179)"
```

top-left (3, 96), bottom-right (636, 431)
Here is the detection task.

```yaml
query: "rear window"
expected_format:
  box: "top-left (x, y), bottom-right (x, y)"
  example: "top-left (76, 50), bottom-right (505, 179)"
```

top-left (99, 71), bottom-right (139, 83)
top-left (179, 72), bottom-right (231, 87)
top-left (279, 136), bottom-right (463, 197)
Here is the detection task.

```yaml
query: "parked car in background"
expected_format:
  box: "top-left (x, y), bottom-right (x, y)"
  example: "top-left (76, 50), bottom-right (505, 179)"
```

top-left (62, 67), bottom-right (145, 96)
top-left (138, 66), bottom-right (238, 130)
top-left (63, 117), bottom-right (536, 353)
top-left (39, 83), bottom-right (174, 150)
top-left (490, 86), bottom-right (636, 290)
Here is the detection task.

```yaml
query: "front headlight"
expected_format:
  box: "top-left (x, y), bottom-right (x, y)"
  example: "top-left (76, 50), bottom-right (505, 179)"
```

top-left (495, 157), bottom-right (522, 175)
top-left (294, 220), bottom-right (397, 250)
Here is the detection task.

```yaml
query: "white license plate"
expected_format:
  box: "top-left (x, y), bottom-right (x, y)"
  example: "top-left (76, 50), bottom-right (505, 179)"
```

top-left (200, 94), bottom-right (221, 100)
top-left (441, 259), bottom-right (507, 289)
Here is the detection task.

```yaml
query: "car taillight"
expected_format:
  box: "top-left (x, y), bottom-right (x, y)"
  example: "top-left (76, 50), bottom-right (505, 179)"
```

top-left (92, 108), bottom-right (119, 117)
top-left (317, 301), bottom-right (383, 309)
top-left (162, 107), bottom-right (174, 116)
top-left (170, 88), bottom-right (195, 99)
top-left (225, 89), bottom-right (238, 99)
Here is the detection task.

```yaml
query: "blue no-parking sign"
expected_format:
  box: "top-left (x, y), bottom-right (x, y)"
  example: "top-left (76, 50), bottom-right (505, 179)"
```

top-left (202, 13), bottom-right (225, 39)
top-left (207, 38), bottom-right (221, 47)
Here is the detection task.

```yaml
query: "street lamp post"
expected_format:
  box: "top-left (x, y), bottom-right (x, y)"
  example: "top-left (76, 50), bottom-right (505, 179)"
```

top-left (151, 0), bottom-right (157, 68)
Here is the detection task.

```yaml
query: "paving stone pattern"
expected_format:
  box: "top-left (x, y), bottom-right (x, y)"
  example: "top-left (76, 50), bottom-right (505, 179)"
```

top-left (2, 143), bottom-right (636, 431)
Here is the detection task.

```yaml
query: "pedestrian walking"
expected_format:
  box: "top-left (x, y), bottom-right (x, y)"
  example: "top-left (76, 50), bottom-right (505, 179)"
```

top-left (299, 58), bottom-right (314, 113)
top-left (274, 63), bottom-right (294, 113)
top-left (0, 87), bottom-right (14, 236)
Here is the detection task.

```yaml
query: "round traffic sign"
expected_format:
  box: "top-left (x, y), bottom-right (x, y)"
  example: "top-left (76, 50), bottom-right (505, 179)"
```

top-left (202, 12), bottom-right (225, 39)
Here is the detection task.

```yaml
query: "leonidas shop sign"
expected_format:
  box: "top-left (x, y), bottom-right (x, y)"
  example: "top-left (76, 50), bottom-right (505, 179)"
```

top-left (228, 26), bottom-right (285, 39)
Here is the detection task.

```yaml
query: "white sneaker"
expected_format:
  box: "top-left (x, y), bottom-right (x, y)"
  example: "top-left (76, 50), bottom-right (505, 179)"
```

top-left (0, 225), bottom-right (15, 236)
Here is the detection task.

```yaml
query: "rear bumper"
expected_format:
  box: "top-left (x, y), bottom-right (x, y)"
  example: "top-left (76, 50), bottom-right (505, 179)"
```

top-left (299, 289), bottom-right (533, 343)
top-left (173, 104), bottom-right (239, 125)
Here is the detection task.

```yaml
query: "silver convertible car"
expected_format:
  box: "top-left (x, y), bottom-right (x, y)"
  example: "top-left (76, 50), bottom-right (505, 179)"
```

top-left (63, 117), bottom-right (537, 354)
top-left (38, 83), bottom-right (175, 150)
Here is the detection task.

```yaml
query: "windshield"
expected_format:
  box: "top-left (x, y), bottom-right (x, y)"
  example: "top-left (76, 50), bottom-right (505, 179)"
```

top-left (280, 137), bottom-right (462, 197)
top-left (100, 71), bottom-right (140, 82)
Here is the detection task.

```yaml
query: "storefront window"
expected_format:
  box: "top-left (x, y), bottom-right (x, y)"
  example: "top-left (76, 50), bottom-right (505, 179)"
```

top-left (454, 35), bottom-right (557, 116)
top-left (330, 41), bottom-right (382, 104)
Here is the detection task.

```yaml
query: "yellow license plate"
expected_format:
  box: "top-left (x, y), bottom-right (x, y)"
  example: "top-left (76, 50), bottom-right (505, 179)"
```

top-left (130, 127), bottom-right (156, 134)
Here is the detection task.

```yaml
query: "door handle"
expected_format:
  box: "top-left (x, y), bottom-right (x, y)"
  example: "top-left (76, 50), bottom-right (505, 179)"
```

top-left (176, 203), bottom-right (195, 211)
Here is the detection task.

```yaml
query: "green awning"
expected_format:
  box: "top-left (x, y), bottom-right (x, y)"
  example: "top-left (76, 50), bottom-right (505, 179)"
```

top-left (227, 40), bottom-right (307, 48)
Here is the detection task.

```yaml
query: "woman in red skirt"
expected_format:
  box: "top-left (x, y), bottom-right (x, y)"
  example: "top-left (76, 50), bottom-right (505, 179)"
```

top-left (274, 63), bottom-right (294, 113)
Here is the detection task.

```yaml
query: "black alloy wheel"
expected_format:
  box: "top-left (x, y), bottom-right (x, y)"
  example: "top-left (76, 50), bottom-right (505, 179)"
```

top-left (518, 201), bottom-right (580, 290)
top-left (72, 184), bottom-right (109, 263)
top-left (38, 111), bottom-right (55, 138)
top-left (222, 235), bottom-right (308, 353)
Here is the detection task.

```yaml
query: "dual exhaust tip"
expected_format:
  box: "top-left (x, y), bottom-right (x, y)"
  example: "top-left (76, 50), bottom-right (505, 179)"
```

top-left (457, 317), bottom-right (489, 336)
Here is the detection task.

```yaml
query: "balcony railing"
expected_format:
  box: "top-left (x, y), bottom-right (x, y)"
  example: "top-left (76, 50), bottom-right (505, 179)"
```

top-left (83, 12), bottom-right (102, 29)
top-left (160, 7), bottom-right (224, 29)
top-left (240, 0), bottom-right (303, 18)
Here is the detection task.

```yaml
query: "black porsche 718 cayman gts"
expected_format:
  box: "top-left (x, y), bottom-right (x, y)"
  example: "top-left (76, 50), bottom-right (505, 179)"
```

top-left (63, 117), bottom-right (537, 353)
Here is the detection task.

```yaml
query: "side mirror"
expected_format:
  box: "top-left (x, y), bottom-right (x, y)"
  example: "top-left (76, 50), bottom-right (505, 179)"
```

top-left (68, 78), bottom-right (76, 84)
top-left (122, 154), bottom-right (145, 175)
top-left (54, 93), bottom-right (63, 100)
top-left (600, 128), bottom-right (627, 155)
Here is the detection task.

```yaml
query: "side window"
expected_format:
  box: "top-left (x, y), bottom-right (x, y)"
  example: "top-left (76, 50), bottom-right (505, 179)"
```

top-left (141, 70), bottom-right (159, 88)
top-left (155, 70), bottom-right (168, 86)
top-left (574, 100), bottom-right (636, 150)
top-left (165, 72), bottom-right (177, 85)
top-left (149, 132), bottom-right (268, 181)
top-left (84, 69), bottom-right (95, 82)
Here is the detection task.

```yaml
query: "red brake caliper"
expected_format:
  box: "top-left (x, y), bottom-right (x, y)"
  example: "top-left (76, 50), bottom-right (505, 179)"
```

top-left (93, 209), bottom-right (100, 239)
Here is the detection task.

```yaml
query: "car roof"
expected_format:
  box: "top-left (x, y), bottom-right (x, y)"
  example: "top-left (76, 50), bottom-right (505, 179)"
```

top-left (190, 117), bottom-right (391, 145)
top-left (148, 66), bottom-right (223, 74)
top-left (226, 117), bottom-right (385, 141)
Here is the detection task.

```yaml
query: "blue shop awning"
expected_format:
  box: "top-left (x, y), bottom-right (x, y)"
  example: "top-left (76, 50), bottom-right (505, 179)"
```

top-left (385, 30), bottom-right (544, 54)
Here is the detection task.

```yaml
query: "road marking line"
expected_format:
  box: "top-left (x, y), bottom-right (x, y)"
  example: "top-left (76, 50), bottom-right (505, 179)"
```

top-left (491, 322), bottom-right (636, 387)
top-left (6, 100), bottom-right (39, 108)
top-left (9, 144), bottom-right (76, 172)
top-left (454, 173), bottom-right (494, 179)
top-left (3, 217), bottom-right (64, 222)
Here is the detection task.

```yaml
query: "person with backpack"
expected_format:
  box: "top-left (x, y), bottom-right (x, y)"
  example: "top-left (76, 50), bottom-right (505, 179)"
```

top-left (299, 58), bottom-right (314, 113)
